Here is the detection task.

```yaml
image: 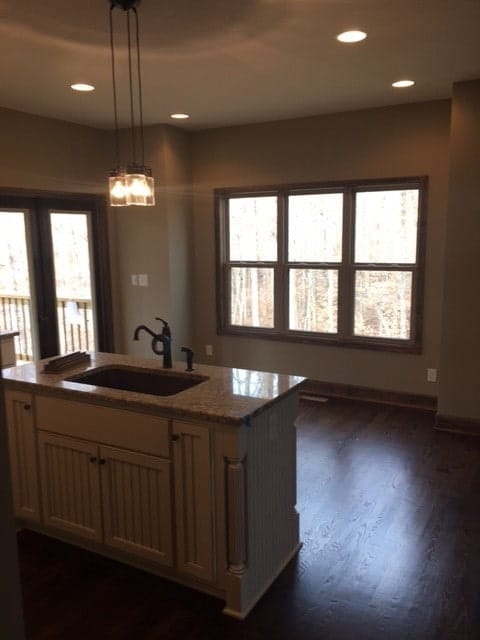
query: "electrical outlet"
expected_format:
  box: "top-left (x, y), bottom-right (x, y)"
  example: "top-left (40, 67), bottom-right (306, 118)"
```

top-left (131, 274), bottom-right (138, 286)
top-left (205, 344), bottom-right (213, 356)
top-left (427, 368), bottom-right (438, 383)
top-left (138, 274), bottom-right (148, 287)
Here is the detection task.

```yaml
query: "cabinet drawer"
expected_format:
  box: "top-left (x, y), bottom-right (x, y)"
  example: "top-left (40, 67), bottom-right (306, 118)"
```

top-left (36, 396), bottom-right (170, 457)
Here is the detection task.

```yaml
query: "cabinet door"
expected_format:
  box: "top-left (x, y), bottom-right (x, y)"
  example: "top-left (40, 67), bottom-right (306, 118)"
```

top-left (100, 446), bottom-right (173, 567)
top-left (5, 391), bottom-right (40, 522)
top-left (38, 431), bottom-right (102, 542)
top-left (173, 421), bottom-right (214, 582)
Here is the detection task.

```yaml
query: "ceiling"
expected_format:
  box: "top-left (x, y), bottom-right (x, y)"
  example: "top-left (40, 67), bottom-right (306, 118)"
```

top-left (0, 0), bottom-right (479, 131)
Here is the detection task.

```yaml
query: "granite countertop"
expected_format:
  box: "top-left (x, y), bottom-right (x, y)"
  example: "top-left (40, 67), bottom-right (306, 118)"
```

top-left (2, 352), bottom-right (305, 425)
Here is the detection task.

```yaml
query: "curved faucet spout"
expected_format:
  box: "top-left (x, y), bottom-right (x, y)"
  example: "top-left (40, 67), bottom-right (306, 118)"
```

top-left (133, 320), bottom-right (173, 369)
top-left (133, 325), bottom-right (157, 341)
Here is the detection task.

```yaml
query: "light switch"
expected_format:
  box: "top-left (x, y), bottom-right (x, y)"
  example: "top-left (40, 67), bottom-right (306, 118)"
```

top-left (131, 274), bottom-right (138, 286)
top-left (138, 274), bottom-right (148, 287)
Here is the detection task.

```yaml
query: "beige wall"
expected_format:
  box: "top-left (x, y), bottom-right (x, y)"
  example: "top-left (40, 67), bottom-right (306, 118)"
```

top-left (113, 124), bottom-right (193, 359)
top-left (438, 80), bottom-right (480, 420)
top-left (191, 101), bottom-right (451, 395)
top-left (0, 107), bottom-right (110, 193)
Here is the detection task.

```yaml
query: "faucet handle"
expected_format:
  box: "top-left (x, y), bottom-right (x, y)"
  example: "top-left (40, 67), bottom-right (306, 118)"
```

top-left (181, 346), bottom-right (194, 372)
top-left (155, 317), bottom-right (171, 337)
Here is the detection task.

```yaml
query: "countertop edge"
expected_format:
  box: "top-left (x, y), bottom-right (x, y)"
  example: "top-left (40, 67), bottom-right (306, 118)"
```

top-left (2, 367), bottom-right (304, 427)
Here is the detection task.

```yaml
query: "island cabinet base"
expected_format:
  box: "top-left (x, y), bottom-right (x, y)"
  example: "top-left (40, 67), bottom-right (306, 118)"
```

top-left (214, 394), bottom-right (301, 618)
top-left (7, 388), bottom-right (300, 619)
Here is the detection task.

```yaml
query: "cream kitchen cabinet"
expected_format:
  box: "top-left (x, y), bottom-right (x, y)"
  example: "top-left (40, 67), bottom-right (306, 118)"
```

top-left (32, 397), bottom-right (215, 579)
top-left (101, 444), bottom-right (173, 565)
top-left (4, 353), bottom-right (302, 618)
top-left (172, 420), bottom-right (213, 582)
top-left (38, 431), bottom-right (103, 541)
top-left (36, 418), bottom-right (214, 580)
top-left (5, 390), bottom-right (40, 523)
top-left (38, 431), bottom-right (174, 566)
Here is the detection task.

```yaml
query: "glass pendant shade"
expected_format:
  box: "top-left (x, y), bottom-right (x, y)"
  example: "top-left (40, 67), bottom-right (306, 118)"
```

top-left (109, 167), bottom-right (155, 207)
top-left (145, 175), bottom-right (155, 206)
top-left (125, 165), bottom-right (155, 206)
top-left (125, 174), bottom-right (155, 206)
top-left (109, 172), bottom-right (128, 206)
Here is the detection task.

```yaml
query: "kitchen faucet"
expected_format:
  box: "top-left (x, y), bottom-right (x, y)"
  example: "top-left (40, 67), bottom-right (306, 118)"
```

top-left (133, 317), bottom-right (172, 368)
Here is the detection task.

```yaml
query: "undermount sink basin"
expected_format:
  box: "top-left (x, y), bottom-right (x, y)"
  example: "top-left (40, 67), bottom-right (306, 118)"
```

top-left (66, 366), bottom-right (208, 397)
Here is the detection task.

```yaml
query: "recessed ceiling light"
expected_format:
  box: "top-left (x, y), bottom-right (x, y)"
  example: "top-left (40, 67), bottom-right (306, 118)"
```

top-left (170, 113), bottom-right (190, 120)
top-left (70, 83), bottom-right (95, 92)
top-left (392, 79), bottom-right (415, 88)
top-left (336, 30), bottom-right (367, 43)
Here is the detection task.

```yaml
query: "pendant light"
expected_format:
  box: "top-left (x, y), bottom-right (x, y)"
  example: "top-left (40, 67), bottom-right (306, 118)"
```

top-left (108, 0), bottom-right (155, 207)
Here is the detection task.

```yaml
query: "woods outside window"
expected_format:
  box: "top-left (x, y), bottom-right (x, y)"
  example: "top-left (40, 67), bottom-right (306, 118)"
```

top-left (215, 177), bottom-right (427, 352)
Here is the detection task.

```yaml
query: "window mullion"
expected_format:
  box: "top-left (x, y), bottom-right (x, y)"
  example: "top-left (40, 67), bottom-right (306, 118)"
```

top-left (216, 196), bottom-right (229, 329)
top-left (339, 187), bottom-right (354, 339)
top-left (277, 191), bottom-right (287, 333)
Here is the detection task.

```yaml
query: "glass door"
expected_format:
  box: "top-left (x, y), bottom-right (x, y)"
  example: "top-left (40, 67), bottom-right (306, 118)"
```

top-left (50, 211), bottom-right (97, 354)
top-left (0, 209), bottom-right (37, 361)
top-left (0, 193), bottom-right (112, 362)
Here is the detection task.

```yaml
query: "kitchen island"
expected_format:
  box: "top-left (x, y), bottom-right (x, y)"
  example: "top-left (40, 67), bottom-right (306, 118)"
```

top-left (3, 352), bottom-right (304, 618)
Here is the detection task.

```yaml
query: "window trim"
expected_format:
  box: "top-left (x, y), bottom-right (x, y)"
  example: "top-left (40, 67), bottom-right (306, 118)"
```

top-left (215, 176), bottom-right (428, 353)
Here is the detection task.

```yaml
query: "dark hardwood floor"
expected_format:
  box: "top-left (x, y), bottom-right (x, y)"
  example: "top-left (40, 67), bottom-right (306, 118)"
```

top-left (17, 399), bottom-right (480, 640)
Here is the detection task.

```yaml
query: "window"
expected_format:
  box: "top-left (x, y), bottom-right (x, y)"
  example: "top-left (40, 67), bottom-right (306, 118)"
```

top-left (216, 178), bottom-right (427, 352)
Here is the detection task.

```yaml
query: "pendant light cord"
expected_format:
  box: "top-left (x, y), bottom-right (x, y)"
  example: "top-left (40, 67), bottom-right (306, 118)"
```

top-left (109, 4), bottom-right (120, 169)
top-left (134, 8), bottom-right (146, 168)
top-left (126, 9), bottom-right (137, 165)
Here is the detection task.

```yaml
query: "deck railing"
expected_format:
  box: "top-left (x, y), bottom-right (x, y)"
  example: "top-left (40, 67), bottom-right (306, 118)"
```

top-left (56, 298), bottom-right (95, 354)
top-left (0, 294), bottom-right (33, 361)
top-left (0, 294), bottom-right (95, 362)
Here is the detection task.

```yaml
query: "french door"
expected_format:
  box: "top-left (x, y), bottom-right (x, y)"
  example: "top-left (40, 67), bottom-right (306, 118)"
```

top-left (0, 193), bottom-right (112, 361)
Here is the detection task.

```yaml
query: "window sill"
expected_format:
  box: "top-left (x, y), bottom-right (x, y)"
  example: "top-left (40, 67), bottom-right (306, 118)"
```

top-left (217, 326), bottom-right (421, 354)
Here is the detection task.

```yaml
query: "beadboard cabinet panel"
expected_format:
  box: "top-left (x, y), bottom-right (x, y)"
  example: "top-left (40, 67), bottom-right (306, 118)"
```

top-left (173, 420), bottom-right (214, 583)
top-left (38, 431), bottom-right (102, 541)
top-left (5, 391), bottom-right (40, 522)
top-left (101, 446), bottom-right (174, 566)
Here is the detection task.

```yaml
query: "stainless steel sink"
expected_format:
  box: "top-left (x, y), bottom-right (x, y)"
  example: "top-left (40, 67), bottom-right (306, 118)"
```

top-left (66, 366), bottom-right (208, 397)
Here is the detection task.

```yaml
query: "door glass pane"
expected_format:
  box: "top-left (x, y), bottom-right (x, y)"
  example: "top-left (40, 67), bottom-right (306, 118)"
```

top-left (230, 267), bottom-right (274, 328)
top-left (289, 269), bottom-right (338, 333)
top-left (50, 212), bottom-right (97, 353)
top-left (355, 189), bottom-right (419, 263)
top-left (0, 210), bottom-right (36, 361)
top-left (354, 270), bottom-right (412, 339)
top-left (229, 196), bottom-right (277, 261)
top-left (288, 193), bottom-right (343, 262)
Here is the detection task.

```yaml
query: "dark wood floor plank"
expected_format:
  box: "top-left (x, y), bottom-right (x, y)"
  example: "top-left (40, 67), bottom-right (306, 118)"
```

top-left (17, 398), bottom-right (480, 639)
